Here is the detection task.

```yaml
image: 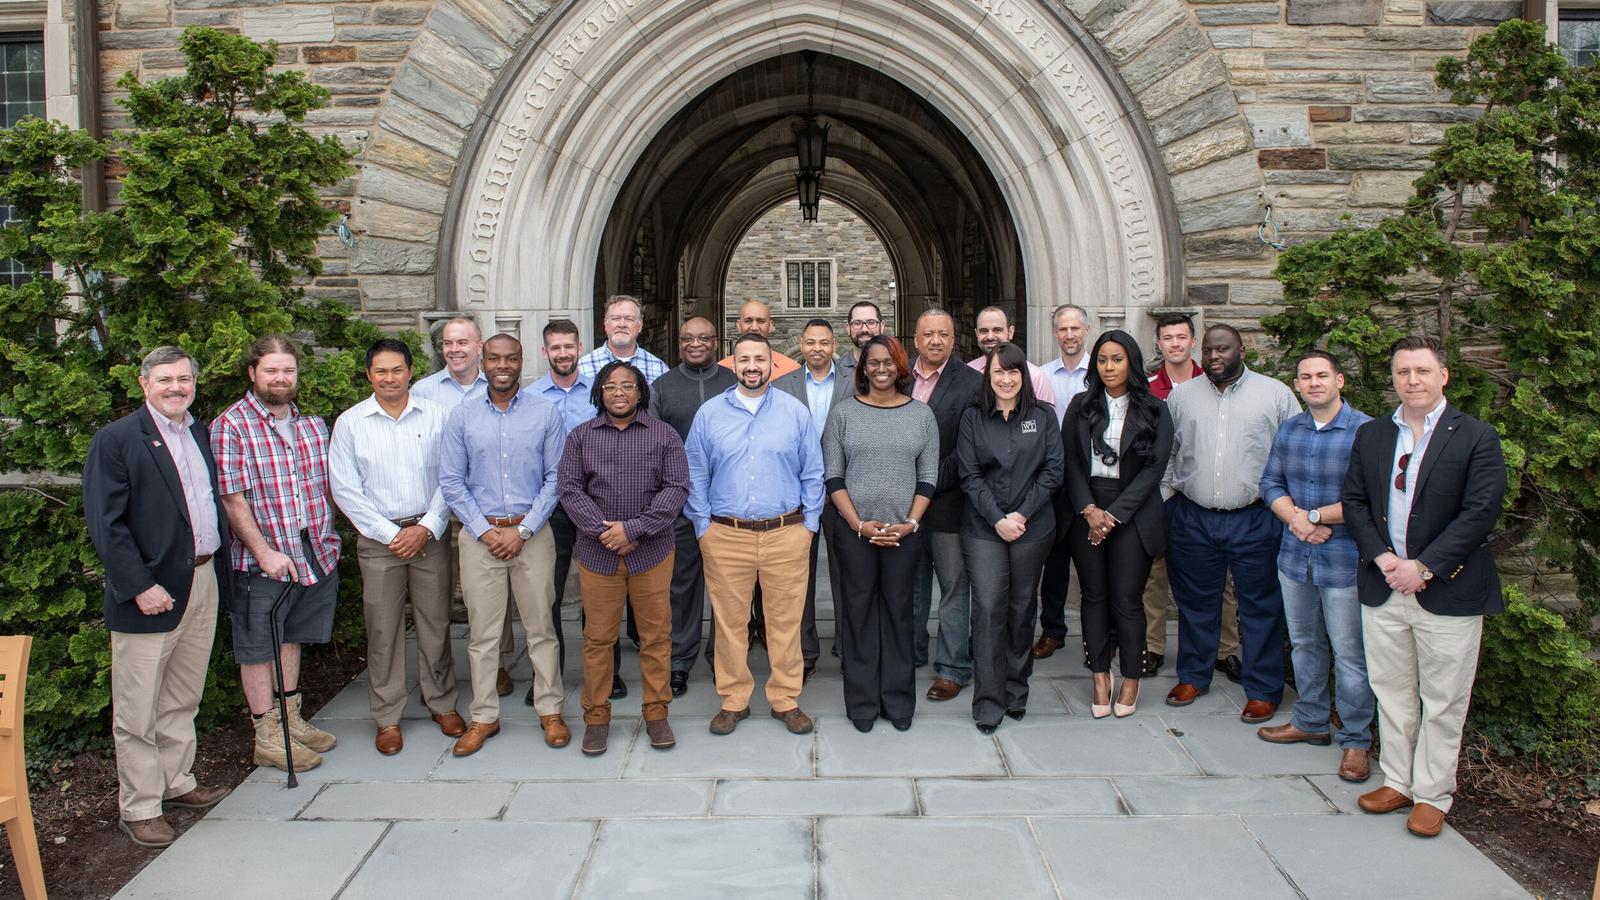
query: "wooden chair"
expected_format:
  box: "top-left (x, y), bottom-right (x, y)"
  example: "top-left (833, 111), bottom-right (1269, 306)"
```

top-left (0, 636), bottom-right (46, 899)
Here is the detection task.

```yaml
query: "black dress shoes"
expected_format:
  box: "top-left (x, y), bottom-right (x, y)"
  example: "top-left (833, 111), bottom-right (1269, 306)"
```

top-left (891, 717), bottom-right (912, 731)
top-left (670, 670), bottom-right (688, 697)
top-left (852, 718), bottom-right (874, 733)
top-left (610, 675), bottom-right (628, 699)
top-left (1005, 707), bottom-right (1026, 721)
top-left (976, 721), bottom-right (998, 734)
top-left (1216, 654), bottom-right (1244, 684)
top-left (1141, 652), bottom-right (1164, 678)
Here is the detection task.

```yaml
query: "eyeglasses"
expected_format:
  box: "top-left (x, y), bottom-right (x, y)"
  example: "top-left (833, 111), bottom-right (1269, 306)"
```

top-left (680, 335), bottom-right (715, 345)
top-left (1394, 452), bottom-right (1411, 490)
top-left (601, 383), bottom-right (640, 395)
top-left (849, 319), bottom-right (881, 328)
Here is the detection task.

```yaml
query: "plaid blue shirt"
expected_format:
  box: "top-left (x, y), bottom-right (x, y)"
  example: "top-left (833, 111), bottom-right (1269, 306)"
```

top-left (1259, 401), bottom-right (1372, 587)
top-left (577, 344), bottom-right (669, 384)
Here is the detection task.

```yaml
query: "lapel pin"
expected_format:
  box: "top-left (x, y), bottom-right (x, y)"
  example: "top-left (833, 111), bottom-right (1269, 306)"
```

top-left (152, 441), bottom-right (163, 448)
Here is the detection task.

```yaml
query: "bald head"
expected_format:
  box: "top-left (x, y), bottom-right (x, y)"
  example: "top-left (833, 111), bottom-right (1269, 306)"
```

top-left (736, 300), bottom-right (773, 337)
top-left (678, 315), bottom-right (718, 367)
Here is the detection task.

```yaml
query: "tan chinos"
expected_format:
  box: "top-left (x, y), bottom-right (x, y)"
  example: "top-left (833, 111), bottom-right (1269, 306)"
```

top-left (111, 565), bottom-right (218, 822)
top-left (701, 521), bottom-right (811, 712)
top-left (356, 534), bottom-right (457, 725)
top-left (459, 528), bottom-right (564, 720)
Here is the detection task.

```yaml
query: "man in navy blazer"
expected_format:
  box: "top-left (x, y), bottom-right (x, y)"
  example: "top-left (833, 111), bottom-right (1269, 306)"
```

top-left (1341, 335), bottom-right (1507, 838)
top-left (84, 347), bottom-right (233, 849)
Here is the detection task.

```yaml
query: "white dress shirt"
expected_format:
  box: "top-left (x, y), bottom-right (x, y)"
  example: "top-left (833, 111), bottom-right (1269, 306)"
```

top-left (1090, 393), bottom-right (1129, 479)
top-left (1387, 397), bottom-right (1448, 559)
top-left (329, 394), bottom-right (452, 543)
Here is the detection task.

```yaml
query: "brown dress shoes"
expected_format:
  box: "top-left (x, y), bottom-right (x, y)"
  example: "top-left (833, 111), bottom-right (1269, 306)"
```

top-left (1357, 786), bottom-right (1414, 814)
top-left (926, 678), bottom-right (962, 702)
top-left (163, 785), bottom-right (230, 810)
top-left (1165, 683), bottom-right (1208, 706)
top-left (771, 707), bottom-right (814, 735)
top-left (1239, 700), bottom-right (1277, 724)
top-left (375, 725), bottom-right (403, 756)
top-left (120, 816), bottom-right (176, 848)
top-left (1031, 637), bottom-right (1064, 659)
top-left (1338, 748), bottom-right (1372, 783)
top-left (1406, 802), bottom-right (1446, 837)
top-left (710, 707), bottom-right (751, 735)
top-left (1257, 722), bottom-right (1328, 745)
top-left (540, 714), bottom-right (571, 748)
top-left (431, 710), bottom-right (467, 737)
top-left (452, 721), bottom-right (500, 757)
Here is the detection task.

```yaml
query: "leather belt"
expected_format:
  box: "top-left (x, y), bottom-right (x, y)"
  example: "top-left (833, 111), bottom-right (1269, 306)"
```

top-left (485, 514), bottom-right (525, 527)
top-left (193, 553), bottom-right (213, 568)
top-left (1199, 498), bottom-right (1264, 514)
top-left (711, 509), bottom-right (804, 532)
top-left (391, 515), bottom-right (424, 528)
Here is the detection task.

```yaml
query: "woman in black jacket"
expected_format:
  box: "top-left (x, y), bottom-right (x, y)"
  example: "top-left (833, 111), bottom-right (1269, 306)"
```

top-left (1062, 330), bottom-right (1174, 718)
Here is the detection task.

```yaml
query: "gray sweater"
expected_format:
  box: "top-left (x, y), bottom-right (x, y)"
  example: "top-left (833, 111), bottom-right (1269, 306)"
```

top-left (822, 396), bottom-right (940, 523)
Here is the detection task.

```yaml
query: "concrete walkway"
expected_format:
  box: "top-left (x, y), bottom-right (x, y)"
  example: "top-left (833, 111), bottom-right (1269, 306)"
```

top-left (117, 556), bottom-right (1529, 899)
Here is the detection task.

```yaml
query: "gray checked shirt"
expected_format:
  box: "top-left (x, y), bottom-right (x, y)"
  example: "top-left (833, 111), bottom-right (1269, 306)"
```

top-left (1162, 366), bottom-right (1300, 510)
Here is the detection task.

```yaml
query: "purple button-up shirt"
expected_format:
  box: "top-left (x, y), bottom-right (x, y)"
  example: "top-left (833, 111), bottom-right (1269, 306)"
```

top-left (557, 410), bottom-right (689, 576)
top-left (149, 403), bottom-right (221, 557)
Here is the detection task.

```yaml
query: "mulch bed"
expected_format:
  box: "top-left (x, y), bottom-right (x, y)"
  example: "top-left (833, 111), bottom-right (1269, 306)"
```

top-left (1, 643), bottom-right (1595, 899)
top-left (0, 644), bottom-right (367, 900)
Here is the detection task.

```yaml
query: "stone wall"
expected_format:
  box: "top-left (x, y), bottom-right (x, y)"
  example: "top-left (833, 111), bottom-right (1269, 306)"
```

top-left (722, 198), bottom-right (896, 355)
top-left (84, 0), bottom-right (1517, 352)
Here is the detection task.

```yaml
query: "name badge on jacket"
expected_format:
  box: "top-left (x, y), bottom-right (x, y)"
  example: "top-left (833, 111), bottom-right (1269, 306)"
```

top-left (1021, 420), bottom-right (1037, 434)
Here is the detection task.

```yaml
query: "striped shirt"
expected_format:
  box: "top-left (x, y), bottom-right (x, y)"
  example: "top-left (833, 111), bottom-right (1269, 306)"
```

top-left (578, 345), bottom-right (669, 384)
top-left (212, 391), bottom-right (339, 584)
top-left (557, 411), bottom-right (689, 575)
top-left (147, 404), bottom-right (221, 556)
top-left (328, 393), bottom-right (452, 544)
top-left (1259, 402), bottom-right (1372, 587)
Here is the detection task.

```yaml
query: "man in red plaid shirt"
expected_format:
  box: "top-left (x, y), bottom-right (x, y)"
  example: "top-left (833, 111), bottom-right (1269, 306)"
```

top-left (212, 335), bottom-right (341, 772)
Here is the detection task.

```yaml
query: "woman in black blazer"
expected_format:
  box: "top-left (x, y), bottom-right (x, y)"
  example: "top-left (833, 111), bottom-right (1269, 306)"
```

top-left (1062, 330), bottom-right (1174, 718)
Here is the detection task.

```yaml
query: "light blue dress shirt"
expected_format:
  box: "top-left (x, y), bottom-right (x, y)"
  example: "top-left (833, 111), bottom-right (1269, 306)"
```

top-left (531, 371), bottom-right (595, 436)
top-left (1387, 397), bottom-right (1448, 560)
top-left (684, 387), bottom-right (825, 538)
top-left (804, 365), bottom-right (836, 434)
top-left (439, 389), bottom-right (566, 539)
top-left (1040, 356), bottom-right (1090, 423)
top-left (411, 367), bottom-right (488, 410)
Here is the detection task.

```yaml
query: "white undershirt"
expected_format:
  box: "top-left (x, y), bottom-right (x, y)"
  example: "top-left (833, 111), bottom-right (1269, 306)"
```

top-left (1091, 393), bottom-right (1130, 479)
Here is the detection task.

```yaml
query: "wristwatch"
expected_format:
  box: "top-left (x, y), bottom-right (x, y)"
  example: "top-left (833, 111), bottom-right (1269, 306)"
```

top-left (904, 517), bottom-right (921, 533)
top-left (1307, 507), bottom-right (1321, 525)
top-left (1415, 559), bottom-right (1434, 581)
top-left (516, 524), bottom-right (533, 541)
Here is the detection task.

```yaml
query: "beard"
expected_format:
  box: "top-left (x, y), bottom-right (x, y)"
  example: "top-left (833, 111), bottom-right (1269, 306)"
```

top-left (256, 383), bottom-right (299, 406)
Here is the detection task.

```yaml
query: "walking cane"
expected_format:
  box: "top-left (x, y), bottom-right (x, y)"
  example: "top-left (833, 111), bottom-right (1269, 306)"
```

top-left (266, 576), bottom-right (299, 789)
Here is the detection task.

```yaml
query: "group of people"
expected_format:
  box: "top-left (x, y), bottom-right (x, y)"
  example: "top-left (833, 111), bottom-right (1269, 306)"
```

top-left (82, 293), bottom-right (1507, 849)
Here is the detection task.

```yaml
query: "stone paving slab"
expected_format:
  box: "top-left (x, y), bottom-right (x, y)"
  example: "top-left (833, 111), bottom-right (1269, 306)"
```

top-left (1246, 814), bottom-right (1531, 899)
top-left (431, 718), bottom-right (634, 781)
top-left (116, 820), bottom-right (387, 899)
top-left (300, 780), bottom-right (513, 820)
top-left (815, 716), bottom-right (1007, 777)
top-left (997, 717), bottom-right (1202, 776)
top-left (1033, 815), bottom-right (1301, 899)
top-left (1113, 774), bottom-right (1337, 816)
top-left (576, 818), bottom-right (813, 899)
top-left (1165, 712), bottom-right (1347, 776)
top-left (243, 718), bottom-right (452, 783)
top-left (621, 715), bottom-right (814, 779)
top-left (506, 780), bottom-right (713, 819)
top-left (915, 776), bottom-right (1126, 816)
top-left (338, 821), bottom-right (594, 900)
top-left (819, 817), bottom-right (1057, 900)
top-left (204, 782), bottom-right (320, 820)
top-left (712, 777), bottom-right (917, 816)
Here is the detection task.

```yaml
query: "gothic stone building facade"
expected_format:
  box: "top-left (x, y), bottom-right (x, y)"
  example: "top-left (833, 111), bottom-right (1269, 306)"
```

top-left (24, 0), bottom-right (1571, 365)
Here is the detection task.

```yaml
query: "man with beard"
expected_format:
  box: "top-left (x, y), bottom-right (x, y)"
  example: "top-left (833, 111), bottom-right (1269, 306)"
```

top-left (843, 301), bottom-right (885, 370)
top-left (965, 306), bottom-right (1057, 408)
top-left (529, 319), bottom-right (622, 700)
top-left (1032, 304), bottom-right (1093, 663)
top-left (686, 333), bottom-right (824, 736)
top-left (911, 309), bottom-right (984, 698)
top-left (559, 361), bottom-right (689, 756)
top-left (329, 339), bottom-right (462, 756)
top-left (719, 299), bottom-right (800, 377)
top-left (773, 319), bottom-right (852, 678)
top-left (650, 317), bottom-right (737, 695)
top-left (579, 295), bottom-right (669, 384)
top-left (1162, 324), bottom-right (1299, 725)
top-left (212, 335), bottom-right (340, 771)
top-left (86, 346), bottom-right (232, 847)
top-left (440, 334), bottom-right (571, 754)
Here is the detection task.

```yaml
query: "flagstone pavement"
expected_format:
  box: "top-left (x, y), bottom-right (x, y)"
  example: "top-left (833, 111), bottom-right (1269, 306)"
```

top-left (117, 550), bottom-right (1529, 900)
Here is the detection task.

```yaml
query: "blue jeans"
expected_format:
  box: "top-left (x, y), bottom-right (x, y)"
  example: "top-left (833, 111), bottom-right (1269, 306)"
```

top-left (1165, 495), bottom-right (1286, 703)
top-left (1280, 573), bottom-right (1374, 749)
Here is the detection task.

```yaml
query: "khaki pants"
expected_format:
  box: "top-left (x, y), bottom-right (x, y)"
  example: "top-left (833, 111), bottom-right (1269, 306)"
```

top-left (1363, 589), bottom-right (1483, 812)
top-left (580, 554), bottom-right (674, 724)
top-left (701, 522), bottom-right (810, 713)
top-left (458, 529), bottom-right (564, 720)
top-left (111, 565), bottom-right (218, 821)
top-left (1143, 558), bottom-right (1241, 658)
top-left (357, 534), bottom-right (457, 726)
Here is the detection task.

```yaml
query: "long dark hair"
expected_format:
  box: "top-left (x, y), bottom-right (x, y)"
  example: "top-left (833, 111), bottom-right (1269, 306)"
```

top-left (854, 334), bottom-right (912, 396)
top-left (1082, 330), bottom-right (1161, 466)
top-left (978, 342), bottom-right (1038, 415)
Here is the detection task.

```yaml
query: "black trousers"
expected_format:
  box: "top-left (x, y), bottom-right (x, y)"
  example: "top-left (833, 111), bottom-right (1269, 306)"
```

top-left (965, 531), bottom-right (1055, 726)
top-left (1069, 478), bottom-right (1154, 678)
top-left (669, 515), bottom-right (712, 673)
top-left (833, 527), bottom-right (923, 722)
top-left (1036, 513), bottom-right (1074, 642)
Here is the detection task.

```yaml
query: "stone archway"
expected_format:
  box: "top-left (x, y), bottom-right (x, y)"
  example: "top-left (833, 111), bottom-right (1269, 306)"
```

top-left (436, 0), bottom-right (1196, 361)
